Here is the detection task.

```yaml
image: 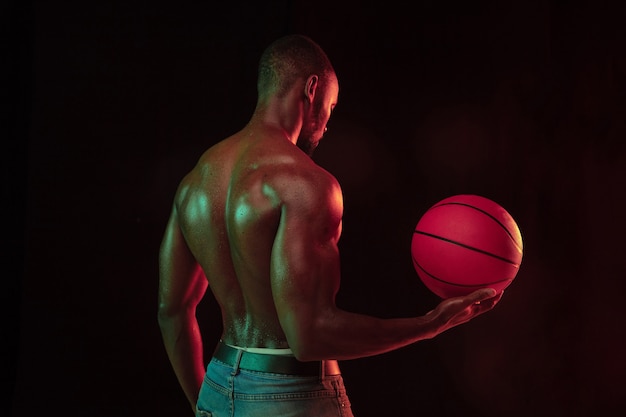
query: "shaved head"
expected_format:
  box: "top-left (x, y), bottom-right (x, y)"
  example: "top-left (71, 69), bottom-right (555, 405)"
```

top-left (257, 34), bottom-right (336, 102)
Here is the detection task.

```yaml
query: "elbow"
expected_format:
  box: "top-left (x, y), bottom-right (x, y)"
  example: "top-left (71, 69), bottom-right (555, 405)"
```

top-left (157, 301), bottom-right (183, 328)
top-left (291, 345), bottom-right (318, 362)
top-left (292, 350), bottom-right (320, 363)
top-left (157, 304), bottom-right (171, 329)
top-left (281, 307), bottom-right (347, 361)
top-left (292, 342), bottom-right (335, 362)
top-left (287, 322), bottom-right (332, 362)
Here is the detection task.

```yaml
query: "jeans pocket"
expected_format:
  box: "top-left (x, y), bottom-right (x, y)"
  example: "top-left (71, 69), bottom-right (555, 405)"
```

top-left (195, 407), bottom-right (212, 417)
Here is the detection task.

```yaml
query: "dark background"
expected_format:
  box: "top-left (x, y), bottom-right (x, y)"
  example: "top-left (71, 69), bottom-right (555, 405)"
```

top-left (7, 1), bottom-right (626, 416)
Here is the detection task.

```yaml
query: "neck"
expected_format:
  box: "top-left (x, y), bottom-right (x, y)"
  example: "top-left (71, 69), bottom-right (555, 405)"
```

top-left (252, 90), bottom-right (305, 145)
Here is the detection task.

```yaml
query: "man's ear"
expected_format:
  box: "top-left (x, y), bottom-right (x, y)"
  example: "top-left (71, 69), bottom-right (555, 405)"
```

top-left (304, 75), bottom-right (318, 103)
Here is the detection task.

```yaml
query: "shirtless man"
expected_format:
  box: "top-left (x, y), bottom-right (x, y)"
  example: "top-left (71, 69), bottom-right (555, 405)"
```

top-left (158, 34), bottom-right (502, 417)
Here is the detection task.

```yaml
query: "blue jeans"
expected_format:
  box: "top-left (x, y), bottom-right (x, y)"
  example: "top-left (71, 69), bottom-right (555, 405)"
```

top-left (196, 357), bottom-right (354, 417)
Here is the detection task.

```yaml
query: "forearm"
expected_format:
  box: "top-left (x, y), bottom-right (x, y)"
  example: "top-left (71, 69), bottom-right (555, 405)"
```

top-left (286, 289), bottom-right (498, 361)
top-left (158, 311), bottom-right (205, 411)
top-left (324, 310), bottom-right (439, 358)
top-left (287, 308), bottom-right (440, 361)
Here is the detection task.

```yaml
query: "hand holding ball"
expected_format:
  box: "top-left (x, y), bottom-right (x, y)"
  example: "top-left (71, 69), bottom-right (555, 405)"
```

top-left (411, 195), bottom-right (523, 299)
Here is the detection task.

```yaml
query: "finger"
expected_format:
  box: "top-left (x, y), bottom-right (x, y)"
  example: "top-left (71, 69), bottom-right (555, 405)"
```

top-left (469, 288), bottom-right (497, 304)
top-left (474, 290), bottom-right (504, 311)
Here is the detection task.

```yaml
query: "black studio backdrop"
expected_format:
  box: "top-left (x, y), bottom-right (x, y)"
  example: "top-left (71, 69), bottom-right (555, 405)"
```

top-left (9, 1), bottom-right (626, 416)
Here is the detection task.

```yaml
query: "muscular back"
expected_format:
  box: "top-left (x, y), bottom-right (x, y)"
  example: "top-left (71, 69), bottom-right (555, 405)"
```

top-left (174, 126), bottom-right (340, 349)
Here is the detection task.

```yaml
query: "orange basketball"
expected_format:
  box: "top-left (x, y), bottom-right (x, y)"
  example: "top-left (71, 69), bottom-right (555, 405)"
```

top-left (411, 194), bottom-right (523, 298)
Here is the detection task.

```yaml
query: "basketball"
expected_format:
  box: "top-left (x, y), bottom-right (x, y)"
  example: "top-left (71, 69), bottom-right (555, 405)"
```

top-left (411, 194), bottom-right (523, 299)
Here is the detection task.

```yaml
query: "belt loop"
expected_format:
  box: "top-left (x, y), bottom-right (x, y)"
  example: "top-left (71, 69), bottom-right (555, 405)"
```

top-left (319, 360), bottom-right (325, 381)
top-left (231, 347), bottom-right (243, 376)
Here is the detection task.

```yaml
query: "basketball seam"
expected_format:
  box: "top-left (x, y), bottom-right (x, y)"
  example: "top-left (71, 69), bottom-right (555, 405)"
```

top-left (411, 255), bottom-right (512, 287)
top-left (413, 230), bottom-right (520, 266)
top-left (432, 201), bottom-right (523, 252)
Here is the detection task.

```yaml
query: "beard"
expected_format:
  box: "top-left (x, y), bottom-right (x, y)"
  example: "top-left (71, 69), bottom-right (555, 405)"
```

top-left (296, 134), bottom-right (318, 157)
top-left (298, 105), bottom-right (326, 157)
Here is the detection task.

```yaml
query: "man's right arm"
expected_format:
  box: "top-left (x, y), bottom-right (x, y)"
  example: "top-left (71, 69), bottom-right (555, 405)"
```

top-left (158, 204), bottom-right (208, 412)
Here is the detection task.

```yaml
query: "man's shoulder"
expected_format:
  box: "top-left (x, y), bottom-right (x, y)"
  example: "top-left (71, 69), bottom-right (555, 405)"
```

top-left (259, 159), bottom-right (341, 213)
top-left (265, 152), bottom-right (338, 187)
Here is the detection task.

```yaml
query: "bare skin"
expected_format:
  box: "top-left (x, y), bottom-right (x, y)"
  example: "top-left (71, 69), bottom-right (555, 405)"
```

top-left (158, 57), bottom-right (502, 412)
